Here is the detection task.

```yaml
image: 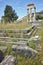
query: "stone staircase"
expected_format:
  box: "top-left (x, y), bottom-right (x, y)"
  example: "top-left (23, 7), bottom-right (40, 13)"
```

top-left (0, 25), bottom-right (40, 59)
top-left (0, 24), bottom-right (41, 65)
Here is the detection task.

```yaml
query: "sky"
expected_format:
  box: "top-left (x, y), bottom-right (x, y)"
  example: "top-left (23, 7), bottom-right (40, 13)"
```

top-left (0, 0), bottom-right (43, 19)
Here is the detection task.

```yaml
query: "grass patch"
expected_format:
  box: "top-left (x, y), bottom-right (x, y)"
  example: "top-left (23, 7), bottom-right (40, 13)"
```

top-left (0, 22), bottom-right (30, 29)
top-left (28, 40), bottom-right (35, 49)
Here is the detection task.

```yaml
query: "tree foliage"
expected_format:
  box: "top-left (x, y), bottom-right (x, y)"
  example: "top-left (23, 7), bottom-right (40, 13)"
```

top-left (36, 15), bottom-right (43, 20)
top-left (2, 5), bottom-right (18, 23)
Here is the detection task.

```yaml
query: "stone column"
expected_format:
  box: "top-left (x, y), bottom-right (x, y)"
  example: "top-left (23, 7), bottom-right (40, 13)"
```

top-left (27, 8), bottom-right (29, 22)
top-left (34, 7), bottom-right (36, 21)
top-left (29, 8), bottom-right (32, 22)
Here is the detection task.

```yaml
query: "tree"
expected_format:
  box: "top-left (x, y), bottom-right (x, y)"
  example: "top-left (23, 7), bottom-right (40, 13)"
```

top-left (40, 10), bottom-right (43, 14)
top-left (2, 5), bottom-right (18, 23)
top-left (36, 15), bottom-right (43, 20)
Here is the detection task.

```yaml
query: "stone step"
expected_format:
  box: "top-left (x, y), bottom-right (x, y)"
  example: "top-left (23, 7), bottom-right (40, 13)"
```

top-left (0, 25), bottom-right (35, 33)
top-left (12, 45), bottom-right (38, 58)
top-left (0, 46), bottom-right (7, 52)
top-left (0, 55), bottom-right (17, 65)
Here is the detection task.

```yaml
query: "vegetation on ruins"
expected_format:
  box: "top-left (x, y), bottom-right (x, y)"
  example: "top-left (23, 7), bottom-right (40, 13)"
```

top-left (0, 2), bottom-right (43, 65)
top-left (0, 22), bottom-right (43, 65)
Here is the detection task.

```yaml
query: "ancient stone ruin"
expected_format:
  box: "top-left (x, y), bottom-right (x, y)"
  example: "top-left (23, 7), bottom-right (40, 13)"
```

top-left (27, 4), bottom-right (36, 22)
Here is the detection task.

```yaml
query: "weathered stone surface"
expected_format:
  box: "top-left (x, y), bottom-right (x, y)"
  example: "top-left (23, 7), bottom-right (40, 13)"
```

top-left (12, 46), bottom-right (38, 58)
top-left (0, 55), bottom-right (17, 65)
